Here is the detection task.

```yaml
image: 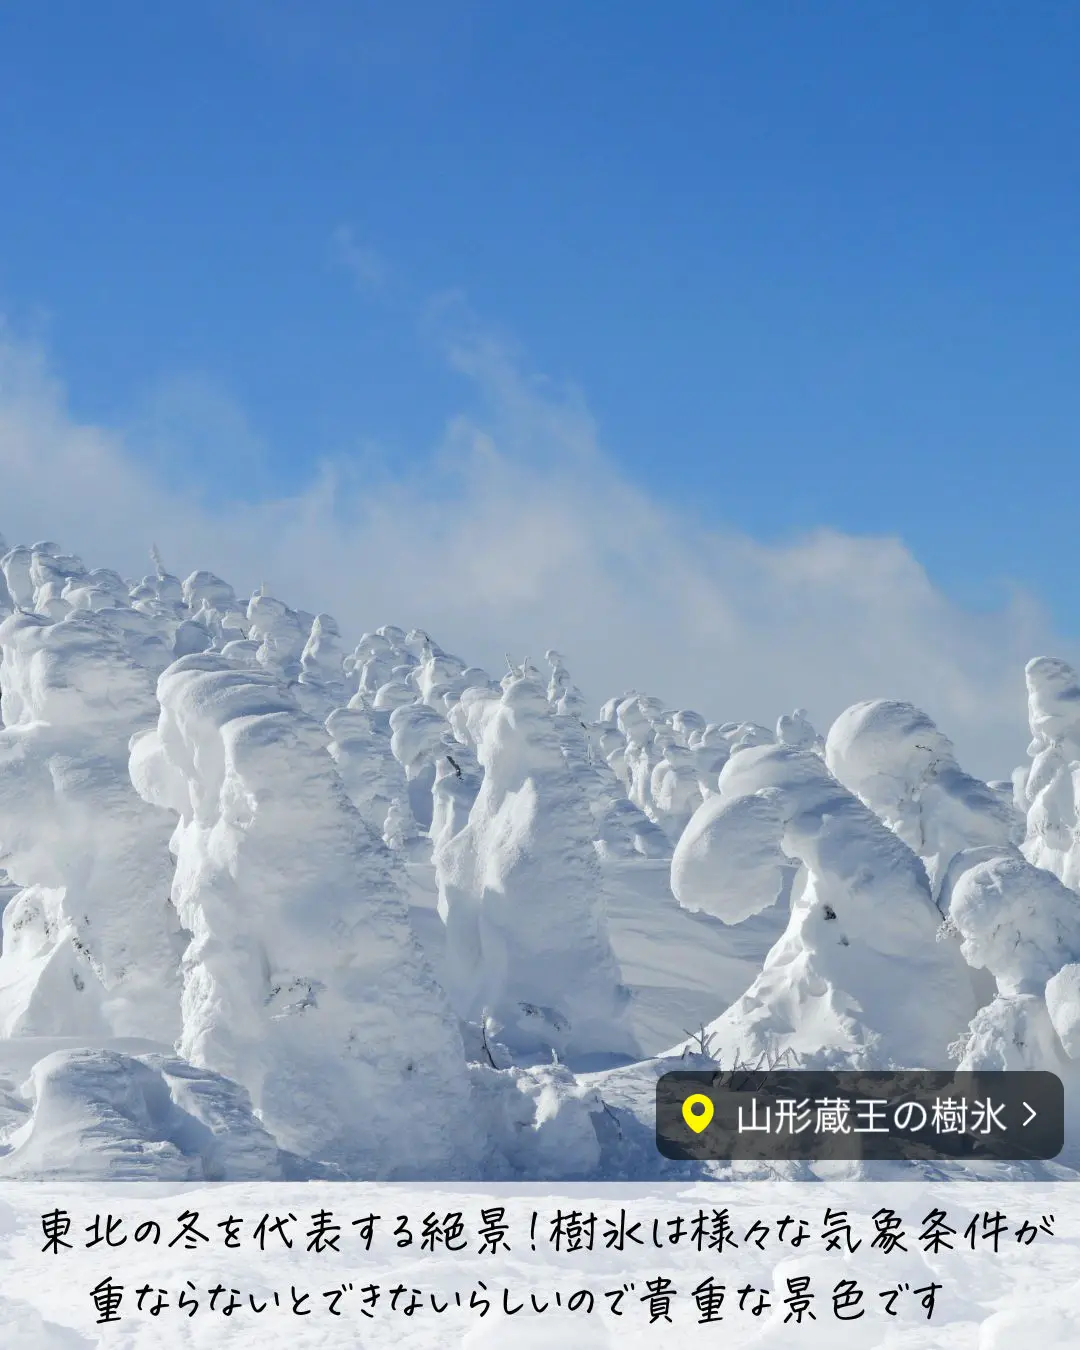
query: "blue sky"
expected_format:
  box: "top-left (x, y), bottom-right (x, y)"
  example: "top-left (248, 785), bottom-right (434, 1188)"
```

top-left (0, 2), bottom-right (1077, 768)
top-left (2, 1), bottom-right (1078, 606)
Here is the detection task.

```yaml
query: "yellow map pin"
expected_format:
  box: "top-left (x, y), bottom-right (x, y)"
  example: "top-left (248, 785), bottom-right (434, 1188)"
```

top-left (682, 1092), bottom-right (714, 1134)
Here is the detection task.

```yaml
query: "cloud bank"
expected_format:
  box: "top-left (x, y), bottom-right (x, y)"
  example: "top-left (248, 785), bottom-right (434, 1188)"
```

top-left (0, 322), bottom-right (1064, 779)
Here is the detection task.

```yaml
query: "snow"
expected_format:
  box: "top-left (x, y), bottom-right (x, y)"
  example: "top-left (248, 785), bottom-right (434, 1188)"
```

top-left (390, 699), bottom-right (456, 830)
top-left (0, 530), bottom-right (1077, 1188)
top-left (245, 590), bottom-right (308, 680)
top-left (1047, 963), bottom-right (1080, 1057)
top-left (295, 611), bottom-right (346, 715)
top-left (940, 846), bottom-right (1080, 1162)
top-left (129, 651), bottom-right (480, 1179)
top-left (0, 1046), bottom-right (287, 1181)
top-left (945, 849), bottom-right (1080, 997)
top-left (325, 701), bottom-right (407, 837)
top-left (0, 609), bottom-right (183, 1043)
top-left (1021, 656), bottom-right (1080, 889)
top-left (669, 743), bottom-right (977, 1070)
top-left (434, 673), bottom-right (638, 1063)
top-left (825, 698), bottom-right (1023, 899)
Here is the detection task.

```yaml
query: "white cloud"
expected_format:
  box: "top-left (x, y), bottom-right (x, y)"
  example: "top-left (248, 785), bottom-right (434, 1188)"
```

top-left (0, 321), bottom-right (1067, 779)
top-left (331, 225), bottom-right (392, 295)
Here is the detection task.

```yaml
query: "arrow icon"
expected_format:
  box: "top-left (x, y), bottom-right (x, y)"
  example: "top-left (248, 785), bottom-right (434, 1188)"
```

top-left (1023, 1102), bottom-right (1037, 1127)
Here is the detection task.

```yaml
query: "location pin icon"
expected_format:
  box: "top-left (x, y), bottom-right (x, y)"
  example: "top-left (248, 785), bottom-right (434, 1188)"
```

top-left (682, 1092), bottom-right (714, 1134)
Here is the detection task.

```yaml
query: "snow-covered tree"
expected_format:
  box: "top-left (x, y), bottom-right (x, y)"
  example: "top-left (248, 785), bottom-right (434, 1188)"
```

top-left (825, 699), bottom-right (1022, 901)
top-left (434, 673), bottom-right (638, 1062)
top-left (670, 743), bottom-right (977, 1069)
top-left (648, 729), bottom-right (704, 843)
top-left (28, 545), bottom-right (84, 619)
top-left (1021, 656), bottom-right (1080, 890)
top-left (295, 612), bottom-right (347, 716)
top-left (412, 637), bottom-right (472, 709)
top-left (181, 569), bottom-right (238, 616)
top-left (545, 648), bottom-right (587, 719)
top-left (347, 630), bottom-right (405, 703)
top-left (325, 702), bottom-right (408, 839)
top-left (0, 544), bottom-right (32, 610)
top-left (62, 567), bottom-right (131, 613)
top-left (943, 845), bottom-right (1080, 1118)
top-left (245, 590), bottom-right (308, 681)
top-left (129, 652), bottom-right (480, 1178)
top-left (430, 747), bottom-right (481, 851)
top-left (776, 707), bottom-right (824, 754)
top-left (0, 609), bottom-right (183, 1041)
top-left (389, 700), bottom-right (455, 833)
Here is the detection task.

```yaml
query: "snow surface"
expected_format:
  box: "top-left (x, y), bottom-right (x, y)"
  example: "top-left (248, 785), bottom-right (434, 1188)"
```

top-left (0, 532), bottom-right (1078, 1183)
